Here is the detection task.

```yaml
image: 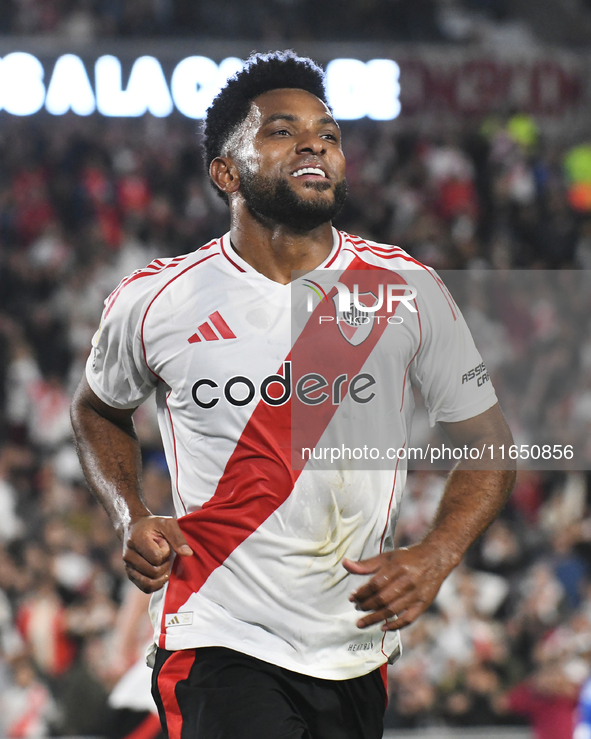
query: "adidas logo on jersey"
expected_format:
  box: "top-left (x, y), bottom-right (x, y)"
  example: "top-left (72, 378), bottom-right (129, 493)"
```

top-left (188, 311), bottom-right (236, 343)
top-left (164, 612), bottom-right (194, 628)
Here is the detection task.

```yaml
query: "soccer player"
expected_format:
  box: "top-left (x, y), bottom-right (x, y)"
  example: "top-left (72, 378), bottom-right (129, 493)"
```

top-left (71, 51), bottom-right (515, 739)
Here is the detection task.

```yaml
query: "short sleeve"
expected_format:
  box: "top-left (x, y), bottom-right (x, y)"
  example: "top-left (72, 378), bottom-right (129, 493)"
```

top-left (85, 281), bottom-right (158, 410)
top-left (411, 271), bottom-right (497, 426)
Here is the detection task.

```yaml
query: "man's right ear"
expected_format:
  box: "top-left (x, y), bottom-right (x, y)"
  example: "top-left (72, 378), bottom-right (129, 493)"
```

top-left (209, 157), bottom-right (241, 198)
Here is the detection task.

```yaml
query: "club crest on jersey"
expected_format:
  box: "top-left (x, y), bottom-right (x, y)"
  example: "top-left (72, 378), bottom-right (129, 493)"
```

top-left (334, 292), bottom-right (376, 346)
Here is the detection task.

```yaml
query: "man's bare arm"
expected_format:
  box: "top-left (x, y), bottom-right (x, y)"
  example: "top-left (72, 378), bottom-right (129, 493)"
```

top-left (343, 402), bottom-right (516, 630)
top-left (70, 377), bottom-right (192, 593)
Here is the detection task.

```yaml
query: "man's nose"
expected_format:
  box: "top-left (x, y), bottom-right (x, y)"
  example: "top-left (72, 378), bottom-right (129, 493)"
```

top-left (295, 132), bottom-right (325, 155)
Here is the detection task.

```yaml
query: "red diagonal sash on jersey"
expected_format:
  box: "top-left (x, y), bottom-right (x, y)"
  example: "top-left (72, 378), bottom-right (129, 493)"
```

top-left (160, 259), bottom-right (409, 640)
top-left (291, 266), bottom-right (408, 467)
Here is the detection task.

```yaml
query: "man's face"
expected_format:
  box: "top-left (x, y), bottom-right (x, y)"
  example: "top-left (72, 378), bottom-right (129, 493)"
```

top-left (226, 88), bottom-right (347, 232)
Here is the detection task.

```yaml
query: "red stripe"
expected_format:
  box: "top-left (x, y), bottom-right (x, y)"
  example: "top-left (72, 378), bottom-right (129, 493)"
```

top-left (187, 333), bottom-right (201, 344)
top-left (431, 272), bottom-right (458, 318)
top-left (220, 235), bottom-right (246, 272)
top-left (343, 246), bottom-right (421, 266)
top-left (399, 299), bottom-right (421, 415)
top-left (198, 322), bottom-right (218, 341)
top-left (379, 663), bottom-right (389, 707)
top-left (166, 391), bottom-right (187, 515)
top-left (140, 253), bottom-right (219, 379)
top-left (347, 234), bottom-right (406, 256)
top-left (104, 255), bottom-right (191, 318)
top-left (380, 456), bottom-right (401, 555)
top-left (348, 235), bottom-right (405, 256)
top-left (325, 230), bottom-right (343, 267)
top-left (104, 245), bottom-right (214, 319)
top-left (343, 241), bottom-right (457, 320)
top-left (290, 258), bottom-right (408, 470)
top-left (156, 650), bottom-right (195, 739)
top-left (209, 311), bottom-right (236, 339)
top-left (346, 237), bottom-right (421, 265)
top-left (123, 713), bottom-right (162, 739)
top-left (160, 257), bottom-right (410, 627)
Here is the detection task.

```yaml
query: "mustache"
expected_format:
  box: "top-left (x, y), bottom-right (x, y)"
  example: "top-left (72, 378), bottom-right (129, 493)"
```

top-left (239, 171), bottom-right (348, 233)
top-left (299, 180), bottom-right (332, 192)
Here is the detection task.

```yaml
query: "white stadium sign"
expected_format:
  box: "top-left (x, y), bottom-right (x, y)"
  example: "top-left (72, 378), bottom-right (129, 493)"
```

top-left (0, 52), bottom-right (401, 120)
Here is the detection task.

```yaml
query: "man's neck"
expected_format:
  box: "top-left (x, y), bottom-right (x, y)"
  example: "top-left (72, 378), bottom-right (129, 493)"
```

top-left (229, 211), bottom-right (334, 285)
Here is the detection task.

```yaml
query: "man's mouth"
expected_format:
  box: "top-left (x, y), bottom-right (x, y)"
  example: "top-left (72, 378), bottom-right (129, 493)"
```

top-left (291, 167), bottom-right (328, 179)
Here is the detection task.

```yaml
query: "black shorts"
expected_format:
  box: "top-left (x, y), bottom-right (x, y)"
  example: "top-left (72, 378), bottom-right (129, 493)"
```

top-left (151, 646), bottom-right (387, 739)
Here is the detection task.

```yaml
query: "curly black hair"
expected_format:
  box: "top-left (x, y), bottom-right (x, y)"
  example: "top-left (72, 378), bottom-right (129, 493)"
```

top-left (202, 50), bottom-right (329, 202)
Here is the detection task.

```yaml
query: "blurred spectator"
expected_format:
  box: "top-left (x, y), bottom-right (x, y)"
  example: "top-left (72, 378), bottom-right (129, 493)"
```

top-left (564, 143), bottom-right (591, 214)
top-left (0, 445), bottom-right (26, 544)
top-left (0, 657), bottom-right (58, 738)
top-left (575, 674), bottom-right (591, 739)
top-left (106, 587), bottom-right (163, 739)
top-left (0, 0), bottom-right (445, 40)
top-left (16, 573), bottom-right (77, 678)
top-left (497, 662), bottom-right (580, 739)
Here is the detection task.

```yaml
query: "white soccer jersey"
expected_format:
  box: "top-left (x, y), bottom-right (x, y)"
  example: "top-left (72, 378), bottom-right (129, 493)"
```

top-left (86, 229), bottom-right (497, 680)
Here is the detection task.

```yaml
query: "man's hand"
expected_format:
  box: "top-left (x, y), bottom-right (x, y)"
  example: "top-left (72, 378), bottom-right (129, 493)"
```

top-left (343, 542), bottom-right (455, 631)
top-left (123, 515), bottom-right (193, 593)
top-left (343, 405), bottom-right (515, 633)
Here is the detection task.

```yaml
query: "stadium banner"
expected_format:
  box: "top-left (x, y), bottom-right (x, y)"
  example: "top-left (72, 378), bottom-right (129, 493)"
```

top-left (0, 39), bottom-right (586, 125)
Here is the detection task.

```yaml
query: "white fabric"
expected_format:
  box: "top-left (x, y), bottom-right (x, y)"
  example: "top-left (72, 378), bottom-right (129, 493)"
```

top-left (108, 656), bottom-right (158, 713)
top-left (86, 229), bottom-right (497, 680)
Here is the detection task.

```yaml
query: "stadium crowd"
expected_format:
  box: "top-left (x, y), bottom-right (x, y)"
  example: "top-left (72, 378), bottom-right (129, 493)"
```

top-left (0, 0), bottom-right (511, 42)
top-left (0, 109), bottom-right (590, 736)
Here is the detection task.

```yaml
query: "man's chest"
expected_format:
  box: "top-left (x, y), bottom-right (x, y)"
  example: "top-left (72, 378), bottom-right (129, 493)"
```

top-left (142, 273), bottom-right (420, 435)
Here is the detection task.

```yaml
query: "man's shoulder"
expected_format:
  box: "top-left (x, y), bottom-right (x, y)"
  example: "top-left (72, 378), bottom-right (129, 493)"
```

top-left (339, 231), bottom-right (429, 272)
top-left (339, 231), bottom-right (459, 320)
top-left (103, 239), bottom-right (222, 318)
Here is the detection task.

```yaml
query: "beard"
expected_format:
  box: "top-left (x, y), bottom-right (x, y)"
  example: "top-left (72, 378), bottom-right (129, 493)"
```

top-left (238, 170), bottom-right (348, 233)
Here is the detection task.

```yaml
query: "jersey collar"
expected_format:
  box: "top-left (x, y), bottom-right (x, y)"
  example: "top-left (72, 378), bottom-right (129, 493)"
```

top-left (219, 228), bottom-right (343, 284)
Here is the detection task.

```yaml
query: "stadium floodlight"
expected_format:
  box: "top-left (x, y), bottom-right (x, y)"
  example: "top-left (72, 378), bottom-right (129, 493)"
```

top-left (0, 52), bottom-right (46, 116)
top-left (96, 55), bottom-right (173, 117)
top-left (45, 54), bottom-right (96, 116)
